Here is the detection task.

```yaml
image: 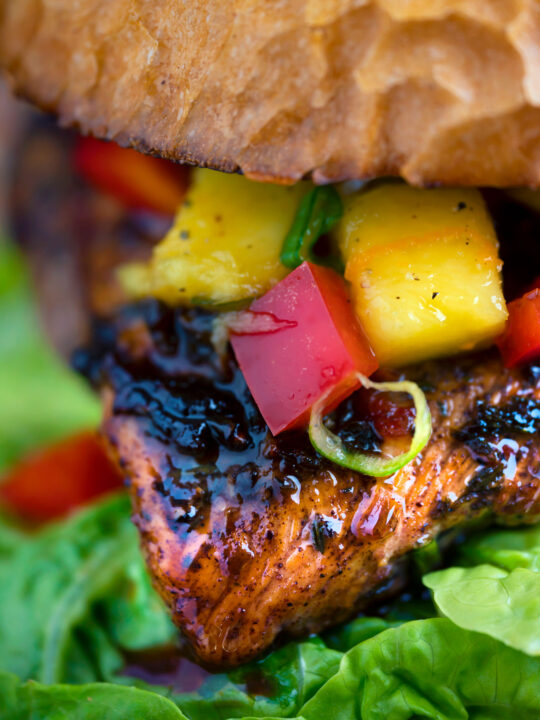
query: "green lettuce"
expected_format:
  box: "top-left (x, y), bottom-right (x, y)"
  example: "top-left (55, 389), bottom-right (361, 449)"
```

top-left (424, 564), bottom-right (540, 656)
top-left (459, 524), bottom-right (540, 572)
top-left (300, 619), bottom-right (540, 720)
top-left (0, 671), bottom-right (190, 720)
top-left (3, 620), bottom-right (540, 720)
top-left (323, 617), bottom-right (401, 651)
top-left (172, 638), bottom-right (341, 720)
top-left (0, 493), bottom-right (177, 685)
top-left (0, 241), bottom-right (99, 472)
top-left (424, 525), bottom-right (540, 656)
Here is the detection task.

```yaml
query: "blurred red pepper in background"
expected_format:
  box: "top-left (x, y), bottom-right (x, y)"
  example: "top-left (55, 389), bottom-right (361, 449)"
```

top-left (0, 432), bottom-right (124, 523)
top-left (231, 262), bottom-right (378, 435)
top-left (497, 288), bottom-right (540, 368)
top-left (74, 136), bottom-right (189, 216)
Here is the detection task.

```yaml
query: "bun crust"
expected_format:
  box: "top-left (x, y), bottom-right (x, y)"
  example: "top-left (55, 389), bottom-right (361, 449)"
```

top-left (3, 1), bottom-right (540, 185)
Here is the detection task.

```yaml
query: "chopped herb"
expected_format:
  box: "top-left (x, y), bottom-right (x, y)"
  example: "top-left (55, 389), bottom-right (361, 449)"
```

top-left (312, 518), bottom-right (326, 554)
top-left (280, 186), bottom-right (344, 273)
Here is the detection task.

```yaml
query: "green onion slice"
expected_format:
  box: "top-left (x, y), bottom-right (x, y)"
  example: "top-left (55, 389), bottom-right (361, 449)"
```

top-left (280, 186), bottom-right (344, 272)
top-left (309, 374), bottom-right (432, 477)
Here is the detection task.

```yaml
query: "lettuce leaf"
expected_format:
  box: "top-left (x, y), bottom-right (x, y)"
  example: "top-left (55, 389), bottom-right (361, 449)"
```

top-left (4, 620), bottom-right (540, 720)
top-left (300, 619), bottom-right (540, 720)
top-left (459, 524), bottom-right (540, 572)
top-left (323, 617), bottom-right (401, 651)
top-left (0, 669), bottom-right (306, 720)
top-left (424, 524), bottom-right (540, 656)
top-left (0, 670), bottom-right (190, 720)
top-left (1, 471), bottom-right (540, 720)
top-left (173, 638), bottom-right (341, 720)
top-left (0, 241), bottom-right (99, 472)
top-left (424, 564), bottom-right (540, 656)
top-left (0, 493), bottom-right (177, 684)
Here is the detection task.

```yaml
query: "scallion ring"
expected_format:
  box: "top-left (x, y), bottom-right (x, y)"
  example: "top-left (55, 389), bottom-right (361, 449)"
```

top-left (309, 374), bottom-right (432, 477)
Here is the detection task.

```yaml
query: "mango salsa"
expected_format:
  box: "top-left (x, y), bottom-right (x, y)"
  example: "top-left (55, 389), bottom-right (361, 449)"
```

top-left (334, 184), bottom-right (507, 367)
top-left (120, 169), bottom-right (306, 306)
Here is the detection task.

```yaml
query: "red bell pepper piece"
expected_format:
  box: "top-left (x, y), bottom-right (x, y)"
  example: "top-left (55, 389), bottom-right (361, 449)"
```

top-left (74, 136), bottom-right (189, 215)
top-left (367, 391), bottom-right (415, 438)
top-left (230, 262), bottom-right (378, 435)
top-left (0, 432), bottom-right (123, 523)
top-left (497, 288), bottom-right (540, 367)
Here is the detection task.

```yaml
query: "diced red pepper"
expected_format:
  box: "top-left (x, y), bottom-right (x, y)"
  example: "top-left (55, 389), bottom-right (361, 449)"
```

top-left (497, 288), bottom-right (540, 367)
top-left (73, 136), bottom-right (189, 215)
top-left (367, 391), bottom-right (415, 438)
top-left (0, 432), bottom-right (124, 523)
top-left (230, 262), bottom-right (378, 435)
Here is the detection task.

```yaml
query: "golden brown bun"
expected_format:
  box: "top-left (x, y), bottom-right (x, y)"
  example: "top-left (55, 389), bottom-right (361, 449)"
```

top-left (3, 1), bottom-right (540, 186)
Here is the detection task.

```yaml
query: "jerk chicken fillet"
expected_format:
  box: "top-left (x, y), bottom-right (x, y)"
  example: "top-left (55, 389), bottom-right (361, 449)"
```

top-left (76, 302), bottom-right (540, 667)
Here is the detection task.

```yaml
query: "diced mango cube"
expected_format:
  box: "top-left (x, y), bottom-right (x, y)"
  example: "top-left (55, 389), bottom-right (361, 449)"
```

top-left (334, 184), bottom-right (507, 367)
top-left (120, 169), bottom-right (306, 306)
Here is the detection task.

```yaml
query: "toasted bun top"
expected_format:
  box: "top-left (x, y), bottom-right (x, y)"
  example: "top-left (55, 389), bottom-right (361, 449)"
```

top-left (2, 1), bottom-right (540, 186)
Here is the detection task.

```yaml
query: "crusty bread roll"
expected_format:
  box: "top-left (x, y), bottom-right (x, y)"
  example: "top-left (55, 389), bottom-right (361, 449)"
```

top-left (2, 0), bottom-right (540, 186)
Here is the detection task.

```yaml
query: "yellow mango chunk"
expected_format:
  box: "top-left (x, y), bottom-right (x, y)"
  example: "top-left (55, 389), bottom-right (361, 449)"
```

top-left (335, 184), bottom-right (507, 367)
top-left (120, 169), bottom-right (306, 305)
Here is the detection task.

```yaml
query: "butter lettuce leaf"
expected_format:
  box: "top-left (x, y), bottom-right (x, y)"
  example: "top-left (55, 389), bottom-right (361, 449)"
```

top-left (323, 617), bottom-right (402, 652)
top-left (0, 670), bottom-right (190, 720)
top-left (175, 638), bottom-right (341, 720)
top-left (1, 493), bottom-right (540, 719)
top-left (300, 619), bottom-right (540, 720)
top-left (423, 524), bottom-right (540, 656)
top-left (0, 493), bottom-right (176, 685)
top-left (4, 619), bottom-right (540, 720)
top-left (459, 524), bottom-right (540, 572)
top-left (424, 564), bottom-right (540, 656)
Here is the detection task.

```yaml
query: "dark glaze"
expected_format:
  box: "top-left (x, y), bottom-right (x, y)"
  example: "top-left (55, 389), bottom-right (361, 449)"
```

top-left (123, 645), bottom-right (212, 692)
top-left (75, 300), bottom-right (376, 539)
top-left (75, 299), bottom-right (540, 666)
top-left (76, 299), bottom-right (540, 514)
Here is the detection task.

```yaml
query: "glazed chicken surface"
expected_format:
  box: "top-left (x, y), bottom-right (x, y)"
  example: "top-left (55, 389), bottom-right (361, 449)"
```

top-left (9, 118), bottom-right (540, 668)
top-left (76, 300), bottom-right (540, 667)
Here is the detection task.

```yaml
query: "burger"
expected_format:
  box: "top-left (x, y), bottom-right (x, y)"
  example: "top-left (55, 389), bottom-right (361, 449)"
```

top-left (0, 1), bottom-right (539, 717)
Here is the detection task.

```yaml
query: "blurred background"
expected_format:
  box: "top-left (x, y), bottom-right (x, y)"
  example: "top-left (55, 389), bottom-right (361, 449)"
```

top-left (0, 76), bottom-right (168, 508)
top-left (0, 79), bottom-right (28, 228)
top-left (0, 79), bottom-right (101, 488)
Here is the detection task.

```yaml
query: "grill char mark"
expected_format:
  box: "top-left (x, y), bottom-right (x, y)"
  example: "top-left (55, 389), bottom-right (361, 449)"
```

top-left (74, 300), bottom-right (540, 667)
